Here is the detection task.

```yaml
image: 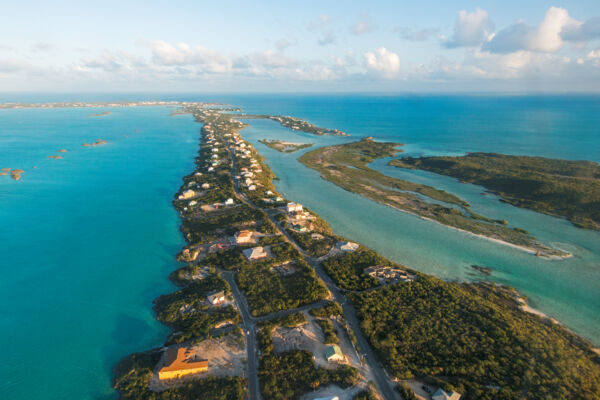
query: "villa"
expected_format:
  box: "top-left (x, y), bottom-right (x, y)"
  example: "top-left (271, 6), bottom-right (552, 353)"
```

top-left (432, 388), bottom-right (462, 400)
top-left (287, 202), bottom-right (303, 214)
top-left (178, 190), bottom-right (196, 200)
top-left (225, 198), bottom-right (234, 206)
top-left (158, 347), bottom-right (208, 380)
top-left (243, 246), bottom-right (268, 261)
top-left (201, 183), bottom-right (210, 189)
top-left (234, 230), bottom-right (254, 245)
top-left (324, 344), bottom-right (344, 362)
top-left (206, 291), bottom-right (226, 305)
top-left (338, 241), bottom-right (359, 252)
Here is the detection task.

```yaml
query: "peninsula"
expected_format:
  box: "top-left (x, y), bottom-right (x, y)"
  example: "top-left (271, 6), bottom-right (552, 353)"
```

top-left (391, 153), bottom-right (600, 230)
top-left (113, 105), bottom-right (600, 400)
top-left (299, 138), bottom-right (569, 259)
top-left (258, 139), bottom-right (313, 153)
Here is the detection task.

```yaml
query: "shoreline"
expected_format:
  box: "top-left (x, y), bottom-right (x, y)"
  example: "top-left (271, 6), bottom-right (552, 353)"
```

top-left (111, 104), bottom-right (599, 399)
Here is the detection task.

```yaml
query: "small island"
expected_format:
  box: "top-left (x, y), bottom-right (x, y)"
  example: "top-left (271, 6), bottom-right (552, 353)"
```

top-left (89, 111), bottom-right (111, 117)
top-left (390, 153), bottom-right (600, 230)
top-left (299, 138), bottom-right (569, 259)
top-left (48, 155), bottom-right (63, 159)
top-left (258, 139), bottom-right (313, 153)
top-left (82, 139), bottom-right (108, 147)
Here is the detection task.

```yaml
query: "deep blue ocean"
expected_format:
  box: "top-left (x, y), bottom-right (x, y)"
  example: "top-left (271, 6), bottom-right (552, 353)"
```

top-left (1, 94), bottom-right (599, 399)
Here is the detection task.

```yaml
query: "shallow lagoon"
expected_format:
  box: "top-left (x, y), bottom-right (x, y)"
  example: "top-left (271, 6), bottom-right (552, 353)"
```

top-left (240, 116), bottom-right (600, 345)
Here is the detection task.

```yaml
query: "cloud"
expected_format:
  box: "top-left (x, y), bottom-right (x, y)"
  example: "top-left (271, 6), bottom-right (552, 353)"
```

top-left (364, 47), bottom-right (400, 78)
top-left (395, 27), bottom-right (440, 42)
top-left (140, 40), bottom-right (231, 73)
top-left (32, 42), bottom-right (54, 52)
top-left (309, 14), bottom-right (332, 31)
top-left (444, 8), bottom-right (494, 48)
top-left (318, 31), bottom-right (336, 46)
top-left (484, 7), bottom-right (580, 53)
top-left (351, 14), bottom-right (375, 35)
top-left (274, 39), bottom-right (293, 52)
top-left (561, 16), bottom-right (600, 42)
top-left (0, 58), bottom-right (30, 73)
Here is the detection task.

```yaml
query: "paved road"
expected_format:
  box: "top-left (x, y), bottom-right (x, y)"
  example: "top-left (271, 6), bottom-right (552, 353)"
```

top-left (221, 135), bottom-right (399, 400)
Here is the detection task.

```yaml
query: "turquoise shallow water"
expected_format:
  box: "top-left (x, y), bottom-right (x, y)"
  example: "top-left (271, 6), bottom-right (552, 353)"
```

top-left (1, 95), bottom-right (599, 399)
top-left (0, 107), bottom-right (199, 399)
top-left (238, 110), bottom-right (600, 346)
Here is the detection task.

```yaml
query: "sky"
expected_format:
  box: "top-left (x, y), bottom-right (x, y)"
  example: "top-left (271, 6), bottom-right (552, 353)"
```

top-left (2, 0), bottom-right (600, 93)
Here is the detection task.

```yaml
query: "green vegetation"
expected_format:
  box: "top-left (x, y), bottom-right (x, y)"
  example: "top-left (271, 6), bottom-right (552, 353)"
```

top-left (299, 138), bottom-right (568, 258)
top-left (315, 318), bottom-right (338, 344)
top-left (236, 257), bottom-right (329, 317)
top-left (236, 114), bottom-right (347, 136)
top-left (259, 139), bottom-right (313, 153)
top-left (258, 318), bottom-right (359, 400)
top-left (309, 301), bottom-right (343, 318)
top-left (351, 277), bottom-right (600, 399)
top-left (391, 153), bottom-right (600, 230)
top-left (154, 276), bottom-right (240, 344)
top-left (322, 249), bottom-right (383, 291)
top-left (113, 350), bottom-right (246, 400)
top-left (396, 383), bottom-right (418, 400)
top-left (353, 389), bottom-right (379, 400)
top-left (287, 230), bottom-right (336, 257)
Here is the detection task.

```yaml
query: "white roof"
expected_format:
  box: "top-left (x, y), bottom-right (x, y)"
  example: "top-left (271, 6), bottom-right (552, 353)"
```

top-left (432, 389), bottom-right (461, 400)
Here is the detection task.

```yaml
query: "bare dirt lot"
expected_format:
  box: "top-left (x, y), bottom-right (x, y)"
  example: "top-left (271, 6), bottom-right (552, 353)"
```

top-left (149, 332), bottom-right (246, 391)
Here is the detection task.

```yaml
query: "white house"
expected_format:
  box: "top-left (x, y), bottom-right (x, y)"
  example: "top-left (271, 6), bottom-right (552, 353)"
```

top-left (225, 198), bottom-right (234, 206)
top-left (202, 183), bottom-right (210, 189)
top-left (234, 230), bottom-right (254, 245)
top-left (338, 241), bottom-right (359, 252)
top-left (178, 190), bottom-right (196, 200)
top-left (207, 291), bottom-right (226, 305)
top-left (286, 202), bottom-right (303, 214)
top-left (243, 246), bottom-right (268, 261)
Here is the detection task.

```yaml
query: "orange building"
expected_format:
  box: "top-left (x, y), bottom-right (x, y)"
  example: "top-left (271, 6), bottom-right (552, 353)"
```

top-left (158, 347), bottom-right (208, 380)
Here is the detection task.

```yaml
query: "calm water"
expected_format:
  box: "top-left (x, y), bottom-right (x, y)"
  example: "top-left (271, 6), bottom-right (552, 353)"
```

top-left (0, 107), bottom-right (199, 399)
top-left (1, 95), bottom-right (599, 399)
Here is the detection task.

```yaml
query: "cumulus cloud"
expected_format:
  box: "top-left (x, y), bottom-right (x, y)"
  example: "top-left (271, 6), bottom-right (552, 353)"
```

top-left (484, 7), bottom-right (580, 54)
top-left (318, 31), bottom-right (336, 46)
top-left (351, 14), bottom-right (375, 35)
top-left (274, 39), bottom-right (293, 52)
top-left (444, 8), bottom-right (494, 48)
top-left (561, 16), bottom-right (600, 42)
top-left (364, 47), bottom-right (400, 78)
top-left (308, 14), bottom-right (332, 31)
top-left (395, 27), bottom-right (440, 41)
top-left (140, 40), bottom-right (231, 73)
top-left (0, 58), bottom-right (30, 73)
top-left (32, 42), bottom-right (54, 52)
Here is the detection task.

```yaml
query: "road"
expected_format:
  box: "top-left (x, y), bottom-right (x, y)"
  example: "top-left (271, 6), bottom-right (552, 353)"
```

top-left (220, 128), bottom-right (398, 400)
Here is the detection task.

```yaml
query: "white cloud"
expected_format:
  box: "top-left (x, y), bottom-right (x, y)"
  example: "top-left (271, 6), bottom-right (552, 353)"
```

top-left (444, 8), bottom-right (494, 48)
top-left (484, 7), bottom-right (580, 53)
top-left (308, 14), bottom-right (332, 31)
top-left (32, 42), bottom-right (54, 52)
top-left (351, 14), bottom-right (375, 35)
top-left (318, 31), bottom-right (336, 46)
top-left (561, 16), bottom-right (600, 42)
top-left (364, 47), bottom-right (400, 78)
top-left (0, 58), bottom-right (30, 73)
top-left (274, 39), bottom-right (293, 52)
top-left (395, 27), bottom-right (440, 42)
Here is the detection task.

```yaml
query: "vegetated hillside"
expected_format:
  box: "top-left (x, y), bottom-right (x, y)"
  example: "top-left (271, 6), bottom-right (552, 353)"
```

top-left (352, 277), bottom-right (600, 399)
top-left (391, 153), bottom-right (600, 230)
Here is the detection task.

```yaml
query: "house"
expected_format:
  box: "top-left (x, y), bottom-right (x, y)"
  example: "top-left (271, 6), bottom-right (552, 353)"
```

top-left (247, 185), bottom-right (256, 191)
top-left (432, 389), bottom-right (462, 400)
top-left (207, 167), bottom-right (215, 172)
top-left (211, 154), bottom-right (219, 159)
top-left (207, 291), bottom-right (226, 305)
top-left (338, 241), bottom-right (359, 252)
top-left (178, 190), bottom-right (195, 200)
top-left (235, 230), bottom-right (254, 245)
top-left (201, 183), bottom-right (210, 189)
top-left (158, 347), bottom-right (208, 380)
top-left (243, 246), bottom-right (268, 261)
top-left (287, 202), bottom-right (303, 214)
top-left (324, 345), bottom-right (344, 362)
top-left (225, 198), bottom-right (234, 206)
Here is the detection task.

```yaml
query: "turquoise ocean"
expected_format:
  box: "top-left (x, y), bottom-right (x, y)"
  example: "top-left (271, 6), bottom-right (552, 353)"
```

top-left (1, 95), bottom-right (599, 399)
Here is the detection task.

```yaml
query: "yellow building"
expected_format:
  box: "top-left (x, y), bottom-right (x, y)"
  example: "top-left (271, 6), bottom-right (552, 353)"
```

top-left (158, 347), bottom-right (208, 380)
